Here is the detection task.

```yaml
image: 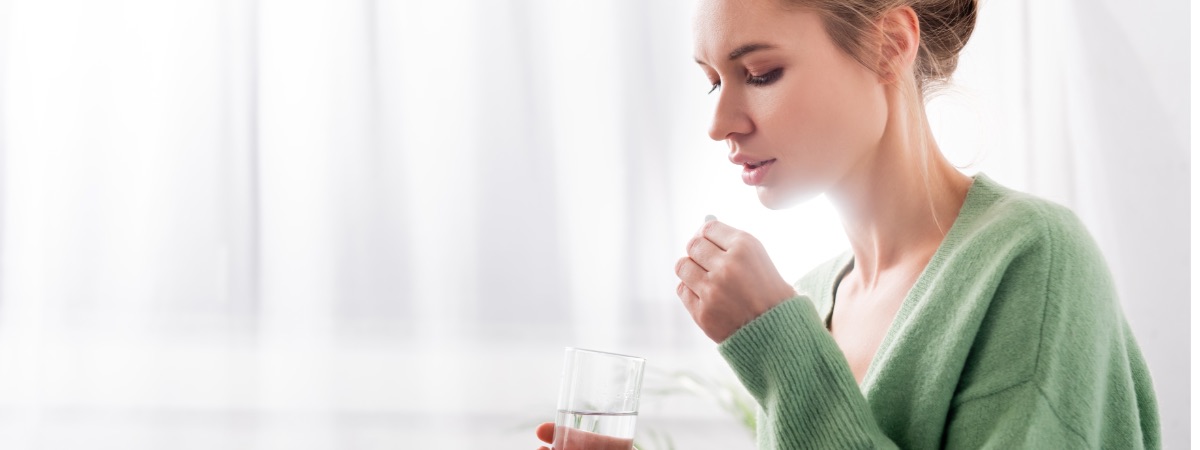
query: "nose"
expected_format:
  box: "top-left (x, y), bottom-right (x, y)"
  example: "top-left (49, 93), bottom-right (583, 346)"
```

top-left (707, 88), bottom-right (754, 142)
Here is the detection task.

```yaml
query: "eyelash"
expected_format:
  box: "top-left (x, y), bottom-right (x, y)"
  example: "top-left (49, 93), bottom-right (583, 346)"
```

top-left (748, 68), bottom-right (784, 86)
top-left (707, 68), bottom-right (784, 94)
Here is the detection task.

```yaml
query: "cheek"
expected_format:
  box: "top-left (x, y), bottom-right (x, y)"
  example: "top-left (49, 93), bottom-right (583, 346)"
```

top-left (764, 66), bottom-right (887, 168)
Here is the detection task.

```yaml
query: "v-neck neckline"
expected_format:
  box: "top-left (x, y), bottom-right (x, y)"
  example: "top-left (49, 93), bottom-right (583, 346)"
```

top-left (820, 173), bottom-right (988, 391)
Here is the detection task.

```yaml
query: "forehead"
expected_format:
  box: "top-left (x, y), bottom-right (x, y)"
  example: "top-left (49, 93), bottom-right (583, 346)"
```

top-left (692, 0), bottom-right (815, 62)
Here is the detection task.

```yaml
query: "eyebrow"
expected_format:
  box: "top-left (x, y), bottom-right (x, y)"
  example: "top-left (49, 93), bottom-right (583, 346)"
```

top-left (694, 42), bottom-right (777, 65)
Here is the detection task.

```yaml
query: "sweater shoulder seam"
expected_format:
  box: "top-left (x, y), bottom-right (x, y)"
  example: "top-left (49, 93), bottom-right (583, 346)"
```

top-left (1031, 198), bottom-right (1055, 400)
top-left (948, 379), bottom-right (1092, 446)
top-left (951, 198), bottom-right (1056, 407)
top-left (1028, 200), bottom-right (1097, 447)
top-left (951, 378), bottom-right (1034, 407)
top-left (1035, 383), bottom-right (1092, 446)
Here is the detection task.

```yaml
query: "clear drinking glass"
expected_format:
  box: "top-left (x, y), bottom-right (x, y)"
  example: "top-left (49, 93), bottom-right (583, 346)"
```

top-left (553, 347), bottom-right (646, 450)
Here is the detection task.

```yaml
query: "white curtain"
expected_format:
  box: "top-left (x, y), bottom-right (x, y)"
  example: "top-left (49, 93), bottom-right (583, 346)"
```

top-left (0, 0), bottom-right (1187, 448)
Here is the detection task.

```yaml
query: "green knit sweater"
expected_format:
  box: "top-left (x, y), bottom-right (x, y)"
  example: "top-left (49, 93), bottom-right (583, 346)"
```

top-left (718, 174), bottom-right (1160, 449)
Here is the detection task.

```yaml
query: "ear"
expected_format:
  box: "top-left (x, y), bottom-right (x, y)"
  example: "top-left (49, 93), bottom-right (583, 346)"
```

top-left (875, 6), bottom-right (921, 83)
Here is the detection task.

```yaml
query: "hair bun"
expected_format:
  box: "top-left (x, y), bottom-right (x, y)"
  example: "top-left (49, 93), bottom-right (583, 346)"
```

top-left (913, 0), bottom-right (979, 85)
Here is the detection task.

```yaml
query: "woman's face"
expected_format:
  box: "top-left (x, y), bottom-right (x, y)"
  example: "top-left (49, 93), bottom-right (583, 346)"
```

top-left (694, 0), bottom-right (889, 209)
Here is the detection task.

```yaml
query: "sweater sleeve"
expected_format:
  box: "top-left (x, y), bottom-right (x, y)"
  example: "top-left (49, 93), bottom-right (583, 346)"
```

top-left (718, 297), bottom-right (899, 450)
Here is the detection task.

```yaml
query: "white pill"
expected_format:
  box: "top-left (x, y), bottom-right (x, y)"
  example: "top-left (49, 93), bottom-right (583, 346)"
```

top-left (704, 214), bottom-right (717, 223)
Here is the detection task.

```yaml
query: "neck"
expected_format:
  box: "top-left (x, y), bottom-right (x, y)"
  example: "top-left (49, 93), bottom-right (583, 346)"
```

top-left (826, 97), bottom-right (972, 289)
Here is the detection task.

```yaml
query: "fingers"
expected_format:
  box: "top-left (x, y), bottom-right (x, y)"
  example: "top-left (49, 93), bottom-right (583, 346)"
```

top-left (551, 428), bottom-right (636, 450)
top-left (536, 422), bottom-right (554, 444)
top-left (674, 256), bottom-right (706, 288)
top-left (685, 235), bottom-right (723, 271)
top-left (698, 219), bottom-right (743, 251)
top-left (676, 281), bottom-right (698, 308)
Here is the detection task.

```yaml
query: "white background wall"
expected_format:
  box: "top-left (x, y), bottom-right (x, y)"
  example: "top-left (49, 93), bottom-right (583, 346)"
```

top-left (0, 0), bottom-right (1189, 448)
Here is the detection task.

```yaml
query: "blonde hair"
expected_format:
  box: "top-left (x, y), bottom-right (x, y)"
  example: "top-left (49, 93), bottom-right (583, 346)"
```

top-left (783, 0), bottom-right (978, 232)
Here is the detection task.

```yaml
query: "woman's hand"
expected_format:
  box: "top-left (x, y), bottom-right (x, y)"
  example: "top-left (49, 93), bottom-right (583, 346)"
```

top-left (534, 422), bottom-right (634, 450)
top-left (675, 219), bottom-right (796, 343)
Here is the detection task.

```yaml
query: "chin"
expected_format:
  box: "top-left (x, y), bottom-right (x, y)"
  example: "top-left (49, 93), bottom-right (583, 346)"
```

top-left (755, 185), bottom-right (813, 210)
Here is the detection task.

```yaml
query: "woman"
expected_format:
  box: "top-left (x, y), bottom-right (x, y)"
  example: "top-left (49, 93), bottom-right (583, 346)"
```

top-left (537, 0), bottom-right (1160, 448)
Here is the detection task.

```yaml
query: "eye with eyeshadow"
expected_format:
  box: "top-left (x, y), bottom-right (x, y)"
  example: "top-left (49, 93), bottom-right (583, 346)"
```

top-left (747, 68), bottom-right (783, 86)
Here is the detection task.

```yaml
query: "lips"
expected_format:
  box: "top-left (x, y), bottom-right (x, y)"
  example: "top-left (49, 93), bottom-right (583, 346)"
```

top-left (744, 159), bottom-right (773, 169)
top-left (741, 158), bottom-right (776, 186)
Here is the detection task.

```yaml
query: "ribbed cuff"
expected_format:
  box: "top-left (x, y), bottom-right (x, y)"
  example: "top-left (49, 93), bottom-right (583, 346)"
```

top-left (718, 297), bottom-right (827, 397)
top-left (717, 297), bottom-right (895, 449)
